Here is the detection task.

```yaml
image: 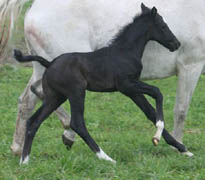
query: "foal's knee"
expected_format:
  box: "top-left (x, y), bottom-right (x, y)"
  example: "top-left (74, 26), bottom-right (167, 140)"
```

top-left (152, 87), bottom-right (163, 102)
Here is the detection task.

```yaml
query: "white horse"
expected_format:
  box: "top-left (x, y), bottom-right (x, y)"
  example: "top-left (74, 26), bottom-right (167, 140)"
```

top-left (1, 0), bottom-right (205, 156)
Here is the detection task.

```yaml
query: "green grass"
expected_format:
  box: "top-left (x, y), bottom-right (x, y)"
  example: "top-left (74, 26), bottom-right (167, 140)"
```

top-left (0, 65), bottom-right (205, 180)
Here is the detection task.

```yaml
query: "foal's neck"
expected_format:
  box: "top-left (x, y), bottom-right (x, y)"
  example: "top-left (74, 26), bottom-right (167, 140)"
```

top-left (110, 15), bottom-right (150, 58)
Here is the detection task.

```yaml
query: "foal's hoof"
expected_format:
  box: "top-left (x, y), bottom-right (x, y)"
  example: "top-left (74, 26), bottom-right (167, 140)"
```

top-left (20, 155), bottom-right (30, 165)
top-left (182, 151), bottom-right (194, 157)
top-left (152, 137), bottom-right (159, 146)
top-left (62, 134), bottom-right (74, 150)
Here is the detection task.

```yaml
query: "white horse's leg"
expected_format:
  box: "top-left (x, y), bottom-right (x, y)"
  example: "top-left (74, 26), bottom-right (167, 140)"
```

top-left (11, 73), bottom-right (41, 155)
top-left (173, 62), bottom-right (204, 143)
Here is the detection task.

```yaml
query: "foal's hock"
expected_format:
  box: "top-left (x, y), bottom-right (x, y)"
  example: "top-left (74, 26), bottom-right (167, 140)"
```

top-left (14, 3), bottom-right (185, 164)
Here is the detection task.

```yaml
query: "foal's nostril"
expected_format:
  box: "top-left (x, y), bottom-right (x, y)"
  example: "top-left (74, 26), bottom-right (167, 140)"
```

top-left (169, 41), bottom-right (180, 52)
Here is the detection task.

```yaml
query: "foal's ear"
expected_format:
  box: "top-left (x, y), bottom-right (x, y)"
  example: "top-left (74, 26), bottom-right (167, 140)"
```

top-left (151, 7), bottom-right (157, 18)
top-left (141, 3), bottom-right (150, 13)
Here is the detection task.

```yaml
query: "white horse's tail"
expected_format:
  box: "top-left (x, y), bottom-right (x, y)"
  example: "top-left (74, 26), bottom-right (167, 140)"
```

top-left (0, 0), bottom-right (29, 59)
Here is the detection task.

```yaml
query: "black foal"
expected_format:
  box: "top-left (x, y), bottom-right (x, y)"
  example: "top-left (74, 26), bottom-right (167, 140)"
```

top-left (14, 3), bottom-right (187, 164)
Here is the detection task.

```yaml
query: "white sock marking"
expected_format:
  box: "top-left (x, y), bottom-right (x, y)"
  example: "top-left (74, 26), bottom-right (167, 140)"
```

top-left (154, 120), bottom-right (164, 140)
top-left (20, 155), bottom-right (29, 165)
top-left (96, 148), bottom-right (116, 164)
top-left (182, 151), bottom-right (194, 157)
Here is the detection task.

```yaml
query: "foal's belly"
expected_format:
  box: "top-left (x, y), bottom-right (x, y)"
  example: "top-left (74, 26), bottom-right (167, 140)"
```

top-left (86, 72), bottom-right (116, 92)
top-left (86, 69), bottom-right (117, 92)
top-left (87, 86), bottom-right (117, 92)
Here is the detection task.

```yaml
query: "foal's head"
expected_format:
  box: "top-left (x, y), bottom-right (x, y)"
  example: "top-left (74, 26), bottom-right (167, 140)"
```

top-left (141, 3), bottom-right (180, 52)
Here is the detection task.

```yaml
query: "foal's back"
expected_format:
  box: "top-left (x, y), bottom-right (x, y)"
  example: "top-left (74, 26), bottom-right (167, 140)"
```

top-left (45, 46), bottom-right (142, 93)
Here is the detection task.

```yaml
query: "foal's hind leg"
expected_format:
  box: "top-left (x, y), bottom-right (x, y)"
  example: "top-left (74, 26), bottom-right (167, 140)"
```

top-left (31, 80), bottom-right (76, 149)
top-left (68, 90), bottom-right (116, 163)
top-left (129, 94), bottom-right (193, 156)
top-left (20, 93), bottom-right (66, 164)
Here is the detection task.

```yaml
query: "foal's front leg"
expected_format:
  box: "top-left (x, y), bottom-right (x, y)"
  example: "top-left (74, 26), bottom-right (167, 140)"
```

top-left (128, 94), bottom-right (193, 156)
top-left (117, 79), bottom-right (164, 145)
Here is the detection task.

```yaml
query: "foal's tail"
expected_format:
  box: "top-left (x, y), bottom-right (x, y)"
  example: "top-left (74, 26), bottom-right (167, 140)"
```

top-left (13, 49), bottom-right (51, 68)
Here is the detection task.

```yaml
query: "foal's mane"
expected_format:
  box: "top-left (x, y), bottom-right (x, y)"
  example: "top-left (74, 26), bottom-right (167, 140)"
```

top-left (110, 10), bottom-right (148, 47)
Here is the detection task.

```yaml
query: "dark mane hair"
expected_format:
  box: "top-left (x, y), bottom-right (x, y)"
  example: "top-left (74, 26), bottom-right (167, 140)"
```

top-left (110, 10), bottom-right (149, 47)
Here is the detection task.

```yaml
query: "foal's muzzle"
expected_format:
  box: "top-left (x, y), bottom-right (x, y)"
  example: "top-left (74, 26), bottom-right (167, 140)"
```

top-left (169, 40), bottom-right (181, 52)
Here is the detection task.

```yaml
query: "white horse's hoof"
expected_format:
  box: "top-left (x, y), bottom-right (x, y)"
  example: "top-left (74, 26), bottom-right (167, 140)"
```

top-left (10, 143), bottom-right (23, 156)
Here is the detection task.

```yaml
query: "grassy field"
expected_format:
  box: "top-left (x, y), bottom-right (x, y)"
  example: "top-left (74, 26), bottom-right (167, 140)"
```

top-left (0, 65), bottom-right (205, 180)
top-left (1, 1), bottom-right (205, 179)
